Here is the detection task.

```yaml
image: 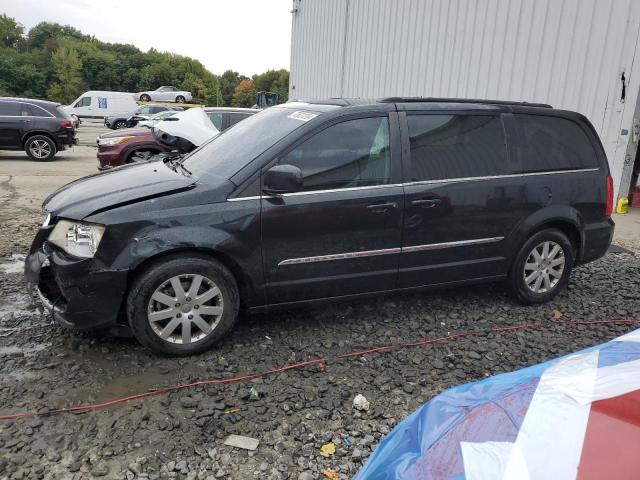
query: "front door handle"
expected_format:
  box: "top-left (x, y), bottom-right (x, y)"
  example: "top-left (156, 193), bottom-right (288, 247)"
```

top-left (19, 119), bottom-right (31, 123)
top-left (411, 198), bottom-right (441, 208)
top-left (367, 201), bottom-right (397, 213)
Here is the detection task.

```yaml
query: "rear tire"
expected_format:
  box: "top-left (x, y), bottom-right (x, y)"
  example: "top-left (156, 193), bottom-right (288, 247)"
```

top-left (176, 95), bottom-right (186, 103)
top-left (508, 228), bottom-right (574, 304)
top-left (25, 135), bottom-right (56, 161)
top-left (127, 254), bottom-right (239, 355)
top-left (140, 94), bottom-right (151, 102)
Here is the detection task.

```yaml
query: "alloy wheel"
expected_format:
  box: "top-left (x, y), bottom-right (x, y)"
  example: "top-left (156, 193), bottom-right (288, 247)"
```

top-left (147, 274), bottom-right (224, 344)
top-left (29, 140), bottom-right (51, 159)
top-left (523, 240), bottom-right (565, 293)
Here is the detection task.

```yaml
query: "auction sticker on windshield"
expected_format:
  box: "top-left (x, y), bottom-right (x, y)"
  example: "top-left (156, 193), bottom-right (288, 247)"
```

top-left (288, 111), bottom-right (318, 122)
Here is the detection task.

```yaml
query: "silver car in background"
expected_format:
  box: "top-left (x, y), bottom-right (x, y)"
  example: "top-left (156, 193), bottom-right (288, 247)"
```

top-left (136, 86), bottom-right (192, 103)
top-left (136, 110), bottom-right (179, 128)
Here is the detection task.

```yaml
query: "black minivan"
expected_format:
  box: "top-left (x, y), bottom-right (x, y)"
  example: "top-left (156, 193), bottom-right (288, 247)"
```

top-left (0, 97), bottom-right (76, 161)
top-left (25, 98), bottom-right (614, 354)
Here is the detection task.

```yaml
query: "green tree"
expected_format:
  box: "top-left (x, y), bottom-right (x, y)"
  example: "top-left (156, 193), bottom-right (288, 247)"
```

top-left (220, 70), bottom-right (243, 106)
top-left (232, 79), bottom-right (256, 107)
top-left (0, 15), bottom-right (288, 106)
top-left (0, 14), bottom-right (23, 48)
top-left (252, 68), bottom-right (289, 102)
top-left (47, 46), bottom-right (85, 104)
top-left (181, 72), bottom-right (208, 103)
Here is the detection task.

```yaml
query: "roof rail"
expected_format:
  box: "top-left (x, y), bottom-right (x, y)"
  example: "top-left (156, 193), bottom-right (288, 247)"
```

top-left (378, 97), bottom-right (553, 108)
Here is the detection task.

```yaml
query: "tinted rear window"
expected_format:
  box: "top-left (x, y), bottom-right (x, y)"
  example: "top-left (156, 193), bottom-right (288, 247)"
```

top-left (407, 114), bottom-right (508, 181)
top-left (514, 114), bottom-right (599, 172)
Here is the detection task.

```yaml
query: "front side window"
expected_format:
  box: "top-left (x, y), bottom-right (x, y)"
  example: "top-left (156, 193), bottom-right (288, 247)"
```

top-left (74, 97), bottom-right (91, 108)
top-left (279, 116), bottom-right (392, 192)
top-left (137, 106), bottom-right (153, 115)
top-left (514, 114), bottom-right (599, 172)
top-left (407, 114), bottom-right (507, 181)
top-left (182, 106), bottom-right (329, 182)
top-left (0, 102), bottom-right (21, 116)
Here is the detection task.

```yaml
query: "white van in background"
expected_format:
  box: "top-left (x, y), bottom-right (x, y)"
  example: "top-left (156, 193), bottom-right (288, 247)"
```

top-left (64, 91), bottom-right (137, 119)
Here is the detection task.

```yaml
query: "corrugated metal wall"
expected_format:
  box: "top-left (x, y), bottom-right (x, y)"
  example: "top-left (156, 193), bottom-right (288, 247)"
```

top-left (289, 0), bottom-right (640, 200)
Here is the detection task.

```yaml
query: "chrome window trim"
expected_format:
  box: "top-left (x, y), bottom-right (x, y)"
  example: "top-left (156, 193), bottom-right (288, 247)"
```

top-left (227, 168), bottom-right (599, 202)
top-left (277, 237), bottom-right (504, 266)
top-left (403, 168), bottom-right (599, 187)
top-left (227, 183), bottom-right (403, 202)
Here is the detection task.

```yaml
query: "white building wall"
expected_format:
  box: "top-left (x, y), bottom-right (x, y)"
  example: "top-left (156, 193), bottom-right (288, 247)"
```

top-left (289, 0), bottom-right (640, 200)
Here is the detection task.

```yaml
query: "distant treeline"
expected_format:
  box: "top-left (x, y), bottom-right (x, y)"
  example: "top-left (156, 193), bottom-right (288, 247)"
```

top-left (0, 14), bottom-right (289, 107)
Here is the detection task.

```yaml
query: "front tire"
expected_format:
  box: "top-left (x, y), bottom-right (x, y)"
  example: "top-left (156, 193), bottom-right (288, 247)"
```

top-left (127, 255), bottom-right (239, 355)
top-left (25, 135), bottom-right (56, 161)
top-left (113, 119), bottom-right (127, 129)
top-left (175, 95), bottom-right (186, 103)
top-left (508, 229), bottom-right (574, 304)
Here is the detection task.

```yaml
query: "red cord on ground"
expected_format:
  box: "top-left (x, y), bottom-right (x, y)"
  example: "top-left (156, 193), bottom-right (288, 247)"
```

top-left (0, 319), bottom-right (638, 421)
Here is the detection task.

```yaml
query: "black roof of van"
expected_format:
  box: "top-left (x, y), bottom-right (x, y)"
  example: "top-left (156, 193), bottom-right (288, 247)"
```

top-left (293, 97), bottom-right (554, 112)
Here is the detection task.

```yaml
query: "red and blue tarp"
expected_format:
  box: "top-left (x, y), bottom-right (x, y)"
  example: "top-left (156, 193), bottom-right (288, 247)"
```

top-left (355, 329), bottom-right (640, 480)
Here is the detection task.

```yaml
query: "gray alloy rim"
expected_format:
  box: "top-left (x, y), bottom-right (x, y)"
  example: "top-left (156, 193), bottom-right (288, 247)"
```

top-left (115, 121), bottom-right (126, 129)
top-left (29, 139), bottom-right (51, 159)
top-left (147, 274), bottom-right (224, 345)
top-left (176, 96), bottom-right (185, 103)
top-left (523, 240), bottom-right (565, 294)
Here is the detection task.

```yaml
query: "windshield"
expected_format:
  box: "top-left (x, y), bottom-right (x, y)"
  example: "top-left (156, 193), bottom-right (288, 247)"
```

top-left (182, 106), bottom-right (323, 181)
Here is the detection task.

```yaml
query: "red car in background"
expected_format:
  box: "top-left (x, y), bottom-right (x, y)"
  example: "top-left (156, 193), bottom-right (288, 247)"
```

top-left (96, 107), bottom-right (258, 170)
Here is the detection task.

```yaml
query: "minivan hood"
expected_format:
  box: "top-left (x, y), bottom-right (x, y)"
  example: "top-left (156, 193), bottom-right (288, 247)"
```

top-left (44, 161), bottom-right (195, 219)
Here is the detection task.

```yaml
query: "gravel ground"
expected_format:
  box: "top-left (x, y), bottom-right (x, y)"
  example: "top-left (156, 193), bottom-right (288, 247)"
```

top-left (1, 147), bottom-right (639, 479)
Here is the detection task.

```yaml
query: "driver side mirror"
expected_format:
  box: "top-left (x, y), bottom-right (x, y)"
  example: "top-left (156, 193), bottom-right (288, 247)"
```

top-left (263, 164), bottom-right (303, 195)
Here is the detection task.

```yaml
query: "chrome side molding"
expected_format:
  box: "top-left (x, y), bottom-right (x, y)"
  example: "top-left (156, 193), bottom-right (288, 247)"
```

top-left (277, 237), bottom-right (504, 266)
top-left (278, 247), bottom-right (402, 266)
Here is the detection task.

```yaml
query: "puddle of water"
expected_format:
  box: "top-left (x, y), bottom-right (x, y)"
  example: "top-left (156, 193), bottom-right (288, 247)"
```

top-left (66, 367), bottom-right (169, 404)
top-left (0, 254), bottom-right (25, 274)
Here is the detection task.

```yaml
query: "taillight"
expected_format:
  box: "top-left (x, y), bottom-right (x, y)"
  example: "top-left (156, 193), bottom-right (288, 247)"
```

top-left (605, 175), bottom-right (613, 217)
top-left (60, 120), bottom-right (73, 129)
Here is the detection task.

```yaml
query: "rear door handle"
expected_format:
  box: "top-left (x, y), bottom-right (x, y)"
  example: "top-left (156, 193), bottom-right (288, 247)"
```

top-left (19, 119), bottom-right (31, 123)
top-left (411, 198), bottom-right (441, 208)
top-left (367, 201), bottom-right (397, 213)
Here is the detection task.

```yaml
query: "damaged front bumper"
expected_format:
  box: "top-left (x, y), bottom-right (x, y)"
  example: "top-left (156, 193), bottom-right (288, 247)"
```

top-left (24, 227), bottom-right (129, 330)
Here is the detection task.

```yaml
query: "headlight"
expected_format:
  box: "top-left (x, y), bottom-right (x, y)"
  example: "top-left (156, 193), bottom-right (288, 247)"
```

top-left (48, 220), bottom-right (105, 258)
top-left (98, 136), bottom-right (134, 146)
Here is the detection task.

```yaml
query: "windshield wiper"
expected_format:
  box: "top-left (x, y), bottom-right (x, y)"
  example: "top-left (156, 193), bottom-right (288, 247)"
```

top-left (175, 162), bottom-right (192, 176)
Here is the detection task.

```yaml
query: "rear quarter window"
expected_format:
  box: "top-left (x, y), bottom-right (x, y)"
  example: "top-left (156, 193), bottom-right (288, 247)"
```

top-left (407, 114), bottom-right (508, 181)
top-left (514, 114), bottom-right (599, 172)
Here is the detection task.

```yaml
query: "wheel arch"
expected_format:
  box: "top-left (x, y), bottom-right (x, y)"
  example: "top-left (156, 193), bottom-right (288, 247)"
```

top-left (22, 131), bottom-right (57, 149)
top-left (126, 247), bottom-right (253, 309)
top-left (507, 206), bottom-right (585, 264)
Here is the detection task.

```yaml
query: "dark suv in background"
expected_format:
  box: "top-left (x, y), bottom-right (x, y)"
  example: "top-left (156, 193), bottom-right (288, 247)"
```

top-left (0, 97), bottom-right (76, 161)
top-left (26, 98), bottom-right (614, 355)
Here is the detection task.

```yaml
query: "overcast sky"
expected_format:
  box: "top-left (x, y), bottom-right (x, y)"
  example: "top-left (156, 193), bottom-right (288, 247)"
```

top-left (2, 0), bottom-right (293, 76)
